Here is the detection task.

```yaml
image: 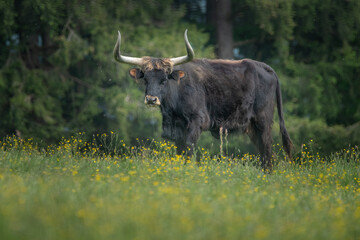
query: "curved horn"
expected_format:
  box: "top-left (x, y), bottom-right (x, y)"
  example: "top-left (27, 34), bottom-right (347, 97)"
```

top-left (113, 31), bottom-right (143, 66)
top-left (170, 29), bottom-right (195, 66)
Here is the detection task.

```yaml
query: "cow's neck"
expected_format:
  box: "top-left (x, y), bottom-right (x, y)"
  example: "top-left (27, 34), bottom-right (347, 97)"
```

top-left (162, 80), bottom-right (179, 111)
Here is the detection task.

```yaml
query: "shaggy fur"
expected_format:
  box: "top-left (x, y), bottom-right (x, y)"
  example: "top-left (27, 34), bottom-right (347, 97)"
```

top-left (141, 57), bottom-right (174, 74)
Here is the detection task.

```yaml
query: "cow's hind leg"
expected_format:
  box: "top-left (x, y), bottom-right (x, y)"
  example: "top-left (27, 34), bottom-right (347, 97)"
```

top-left (248, 118), bottom-right (273, 171)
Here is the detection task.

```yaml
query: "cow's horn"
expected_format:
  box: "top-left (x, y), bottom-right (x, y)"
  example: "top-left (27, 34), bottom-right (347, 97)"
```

top-left (170, 29), bottom-right (195, 66)
top-left (113, 31), bottom-right (143, 66)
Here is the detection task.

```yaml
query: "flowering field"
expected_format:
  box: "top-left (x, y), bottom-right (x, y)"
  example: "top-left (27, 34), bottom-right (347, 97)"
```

top-left (0, 134), bottom-right (359, 240)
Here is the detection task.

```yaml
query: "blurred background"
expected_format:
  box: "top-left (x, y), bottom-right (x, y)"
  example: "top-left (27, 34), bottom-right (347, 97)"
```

top-left (0, 0), bottom-right (359, 155)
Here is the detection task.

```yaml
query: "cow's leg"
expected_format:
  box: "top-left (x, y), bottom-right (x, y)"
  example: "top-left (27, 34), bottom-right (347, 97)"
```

top-left (247, 121), bottom-right (259, 147)
top-left (174, 114), bottom-right (204, 163)
top-left (175, 138), bottom-right (196, 164)
top-left (174, 129), bottom-right (196, 164)
top-left (248, 118), bottom-right (273, 171)
top-left (259, 126), bottom-right (273, 171)
top-left (174, 118), bottom-right (202, 163)
top-left (173, 118), bottom-right (188, 155)
top-left (161, 114), bottom-right (173, 140)
top-left (175, 139), bottom-right (187, 155)
top-left (186, 118), bottom-right (203, 162)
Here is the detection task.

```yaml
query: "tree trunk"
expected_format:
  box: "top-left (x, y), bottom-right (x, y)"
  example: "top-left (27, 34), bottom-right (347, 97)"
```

top-left (210, 0), bottom-right (233, 59)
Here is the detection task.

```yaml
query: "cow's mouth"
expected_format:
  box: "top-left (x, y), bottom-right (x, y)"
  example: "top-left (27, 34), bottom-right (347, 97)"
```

top-left (144, 95), bottom-right (161, 106)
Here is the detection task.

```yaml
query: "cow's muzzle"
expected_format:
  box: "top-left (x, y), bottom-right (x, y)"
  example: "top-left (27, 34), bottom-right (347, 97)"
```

top-left (144, 95), bottom-right (161, 106)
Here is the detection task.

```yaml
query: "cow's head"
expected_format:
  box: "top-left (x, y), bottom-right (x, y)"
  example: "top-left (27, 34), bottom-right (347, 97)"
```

top-left (113, 30), bottom-right (194, 106)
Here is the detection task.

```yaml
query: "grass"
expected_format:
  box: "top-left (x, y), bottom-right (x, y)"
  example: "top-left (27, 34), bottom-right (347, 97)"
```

top-left (0, 134), bottom-right (359, 240)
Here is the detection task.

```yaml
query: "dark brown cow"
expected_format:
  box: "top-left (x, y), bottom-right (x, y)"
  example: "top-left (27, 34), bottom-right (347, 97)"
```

top-left (113, 30), bottom-right (292, 170)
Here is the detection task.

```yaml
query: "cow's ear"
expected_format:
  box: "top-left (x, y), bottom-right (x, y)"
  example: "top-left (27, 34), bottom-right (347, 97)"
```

top-left (169, 70), bottom-right (186, 81)
top-left (129, 68), bottom-right (144, 80)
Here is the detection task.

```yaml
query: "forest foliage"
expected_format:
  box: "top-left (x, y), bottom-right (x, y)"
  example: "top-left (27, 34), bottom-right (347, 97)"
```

top-left (0, 0), bottom-right (359, 155)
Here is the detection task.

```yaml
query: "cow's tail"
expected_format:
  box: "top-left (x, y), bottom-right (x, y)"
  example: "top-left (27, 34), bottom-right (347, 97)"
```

top-left (275, 76), bottom-right (293, 159)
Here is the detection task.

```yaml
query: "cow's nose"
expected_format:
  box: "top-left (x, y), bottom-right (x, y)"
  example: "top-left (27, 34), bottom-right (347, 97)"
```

top-left (146, 96), bottom-right (156, 103)
top-left (145, 95), bottom-right (160, 105)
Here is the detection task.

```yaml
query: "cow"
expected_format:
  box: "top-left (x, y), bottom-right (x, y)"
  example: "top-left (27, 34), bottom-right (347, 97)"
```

top-left (113, 30), bottom-right (292, 170)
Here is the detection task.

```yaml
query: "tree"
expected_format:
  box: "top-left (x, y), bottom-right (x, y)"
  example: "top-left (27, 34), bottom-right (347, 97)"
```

top-left (0, 0), bottom-right (214, 144)
top-left (207, 0), bottom-right (234, 59)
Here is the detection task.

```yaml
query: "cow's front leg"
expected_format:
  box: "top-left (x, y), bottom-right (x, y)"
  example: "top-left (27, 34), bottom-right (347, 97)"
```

top-left (174, 141), bottom-right (197, 164)
top-left (161, 116), bottom-right (172, 140)
top-left (184, 118), bottom-right (203, 162)
top-left (174, 117), bottom-right (203, 163)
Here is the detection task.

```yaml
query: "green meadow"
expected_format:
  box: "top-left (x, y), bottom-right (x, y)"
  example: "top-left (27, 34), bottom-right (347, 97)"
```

top-left (0, 134), bottom-right (359, 240)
